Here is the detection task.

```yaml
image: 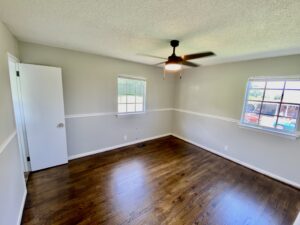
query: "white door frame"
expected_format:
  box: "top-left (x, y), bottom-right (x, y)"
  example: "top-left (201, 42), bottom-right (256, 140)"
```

top-left (7, 53), bottom-right (31, 172)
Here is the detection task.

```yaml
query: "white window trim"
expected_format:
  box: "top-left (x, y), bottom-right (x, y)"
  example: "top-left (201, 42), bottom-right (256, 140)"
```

top-left (118, 74), bottom-right (147, 81)
top-left (238, 123), bottom-right (300, 140)
top-left (117, 75), bottom-right (146, 116)
top-left (239, 76), bottom-right (300, 139)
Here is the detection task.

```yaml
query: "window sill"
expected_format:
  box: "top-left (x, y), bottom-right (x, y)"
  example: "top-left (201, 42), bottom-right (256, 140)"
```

top-left (116, 111), bottom-right (146, 117)
top-left (238, 122), bottom-right (300, 140)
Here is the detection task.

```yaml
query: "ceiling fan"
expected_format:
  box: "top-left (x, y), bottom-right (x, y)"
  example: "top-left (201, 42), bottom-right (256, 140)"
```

top-left (140, 40), bottom-right (216, 72)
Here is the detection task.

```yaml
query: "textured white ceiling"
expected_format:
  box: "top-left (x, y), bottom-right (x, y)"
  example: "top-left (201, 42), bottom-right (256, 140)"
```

top-left (0, 0), bottom-right (300, 66)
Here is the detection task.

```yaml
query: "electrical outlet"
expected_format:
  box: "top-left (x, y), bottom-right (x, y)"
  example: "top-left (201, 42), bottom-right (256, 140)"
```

top-left (124, 135), bottom-right (127, 141)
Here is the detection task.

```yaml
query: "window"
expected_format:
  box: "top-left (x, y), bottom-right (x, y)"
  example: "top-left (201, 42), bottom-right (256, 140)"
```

top-left (118, 76), bottom-right (146, 114)
top-left (241, 78), bottom-right (300, 135)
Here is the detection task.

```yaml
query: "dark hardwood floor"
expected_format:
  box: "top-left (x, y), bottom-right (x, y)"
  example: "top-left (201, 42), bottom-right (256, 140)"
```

top-left (22, 136), bottom-right (300, 225)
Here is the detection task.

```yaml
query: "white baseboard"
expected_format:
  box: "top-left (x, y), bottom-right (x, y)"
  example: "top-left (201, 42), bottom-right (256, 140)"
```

top-left (17, 189), bottom-right (27, 225)
top-left (68, 133), bottom-right (172, 160)
top-left (68, 131), bottom-right (299, 189)
top-left (171, 133), bottom-right (300, 189)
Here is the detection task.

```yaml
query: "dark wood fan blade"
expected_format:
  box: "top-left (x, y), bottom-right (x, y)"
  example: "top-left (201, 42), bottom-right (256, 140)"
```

top-left (182, 51), bottom-right (215, 60)
top-left (137, 53), bottom-right (167, 60)
top-left (181, 60), bottom-right (199, 67)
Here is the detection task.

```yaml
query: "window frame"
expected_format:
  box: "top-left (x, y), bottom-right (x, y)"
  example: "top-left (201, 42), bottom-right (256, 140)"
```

top-left (117, 75), bottom-right (146, 115)
top-left (240, 76), bottom-right (300, 138)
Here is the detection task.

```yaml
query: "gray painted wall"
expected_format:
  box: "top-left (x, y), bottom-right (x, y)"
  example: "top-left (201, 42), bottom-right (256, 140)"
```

top-left (19, 42), bottom-right (175, 158)
top-left (173, 55), bottom-right (300, 187)
top-left (18, 42), bottom-right (300, 187)
top-left (0, 21), bottom-right (26, 225)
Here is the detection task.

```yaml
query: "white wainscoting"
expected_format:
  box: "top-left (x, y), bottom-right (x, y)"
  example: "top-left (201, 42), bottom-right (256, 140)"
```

top-left (0, 130), bottom-right (16, 154)
top-left (69, 133), bottom-right (172, 160)
top-left (0, 131), bottom-right (27, 225)
top-left (172, 109), bottom-right (300, 189)
top-left (65, 108), bottom-right (173, 157)
top-left (173, 108), bottom-right (239, 123)
top-left (171, 133), bottom-right (300, 189)
top-left (64, 108), bottom-right (299, 189)
top-left (65, 108), bottom-right (174, 119)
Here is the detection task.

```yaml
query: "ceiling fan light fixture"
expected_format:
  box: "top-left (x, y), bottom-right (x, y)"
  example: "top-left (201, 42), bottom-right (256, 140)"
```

top-left (164, 63), bottom-right (182, 71)
top-left (140, 40), bottom-right (215, 71)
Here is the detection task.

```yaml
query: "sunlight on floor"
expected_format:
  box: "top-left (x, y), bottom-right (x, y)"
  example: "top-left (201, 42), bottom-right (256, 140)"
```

top-left (110, 160), bottom-right (151, 215)
top-left (211, 184), bottom-right (279, 224)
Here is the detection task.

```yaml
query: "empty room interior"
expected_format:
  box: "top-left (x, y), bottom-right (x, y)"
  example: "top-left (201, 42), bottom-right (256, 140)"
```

top-left (1, 1), bottom-right (300, 225)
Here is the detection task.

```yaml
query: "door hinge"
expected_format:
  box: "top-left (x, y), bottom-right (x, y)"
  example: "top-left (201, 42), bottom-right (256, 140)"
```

top-left (27, 156), bottom-right (30, 162)
top-left (16, 71), bottom-right (20, 77)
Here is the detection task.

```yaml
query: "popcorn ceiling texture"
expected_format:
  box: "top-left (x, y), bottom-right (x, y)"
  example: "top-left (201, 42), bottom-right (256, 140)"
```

top-left (0, 0), bottom-right (299, 66)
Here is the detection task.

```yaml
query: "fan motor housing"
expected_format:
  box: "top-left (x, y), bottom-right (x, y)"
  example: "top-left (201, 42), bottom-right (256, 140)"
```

top-left (170, 40), bottom-right (179, 48)
top-left (167, 55), bottom-right (182, 64)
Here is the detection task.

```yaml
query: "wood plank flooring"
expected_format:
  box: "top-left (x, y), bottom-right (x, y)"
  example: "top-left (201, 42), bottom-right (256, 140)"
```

top-left (22, 136), bottom-right (300, 225)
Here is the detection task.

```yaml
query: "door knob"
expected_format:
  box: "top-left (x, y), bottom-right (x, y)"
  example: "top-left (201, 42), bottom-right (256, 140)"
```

top-left (57, 123), bottom-right (64, 128)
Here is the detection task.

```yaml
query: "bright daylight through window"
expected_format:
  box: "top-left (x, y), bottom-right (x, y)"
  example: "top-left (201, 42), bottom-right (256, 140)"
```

top-left (118, 76), bottom-right (146, 114)
top-left (241, 78), bottom-right (300, 135)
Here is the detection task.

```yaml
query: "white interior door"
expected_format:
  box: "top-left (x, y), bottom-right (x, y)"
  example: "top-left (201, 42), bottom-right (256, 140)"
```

top-left (19, 63), bottom-right (68, 171)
